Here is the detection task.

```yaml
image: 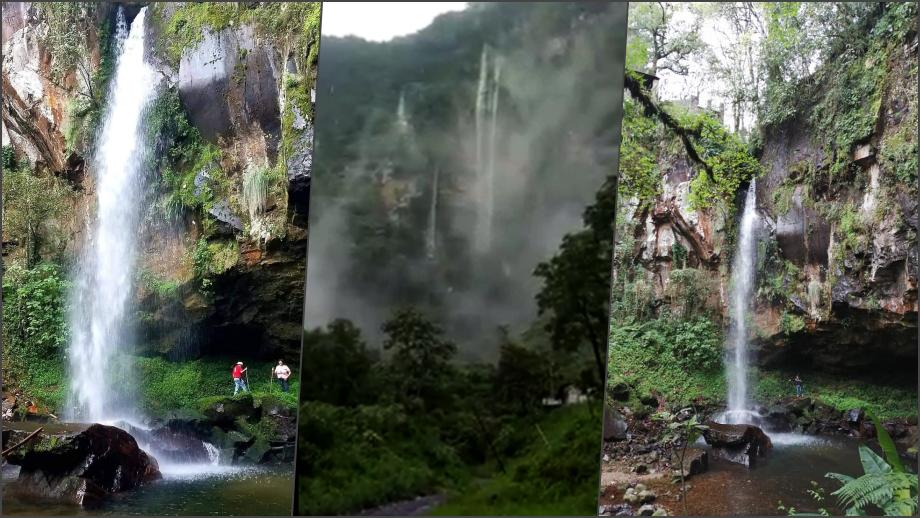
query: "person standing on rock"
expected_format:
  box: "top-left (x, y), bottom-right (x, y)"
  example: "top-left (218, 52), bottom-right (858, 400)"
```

top-left (273, 360), bottom-right (292, 393)
top-left (232, 362), bottom-right (249, 396)
top-left (793, 374), bottom-right (804, 397)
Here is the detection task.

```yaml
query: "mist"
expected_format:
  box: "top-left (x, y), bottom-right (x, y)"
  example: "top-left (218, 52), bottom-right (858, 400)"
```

top-left (304, 3), bottom-right (625, 361)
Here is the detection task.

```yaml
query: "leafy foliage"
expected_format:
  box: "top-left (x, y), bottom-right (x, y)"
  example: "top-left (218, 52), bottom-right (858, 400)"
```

top-left (1, 166), bottom-right (73, 267)
top-left (826, 414), bottom-right (918, 516)
top-left (2, 263), bottom-right (71, 410)
top-left (382, 308), bottom-right (457, 410)
top-left (535, 177), bottom-right (617, 385)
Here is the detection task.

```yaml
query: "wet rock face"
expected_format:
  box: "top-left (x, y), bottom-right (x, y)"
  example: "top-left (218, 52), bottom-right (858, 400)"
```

top-left (177, 25), bottom-right (281, 146)
top-left (5, 424), bottom-right (161, 506)
top-left (702, 422), bottom-right (772, 468)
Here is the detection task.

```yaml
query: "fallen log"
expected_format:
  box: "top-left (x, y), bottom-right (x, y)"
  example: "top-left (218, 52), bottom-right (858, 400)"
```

top-left (1, 426), bottom-right (43, 457)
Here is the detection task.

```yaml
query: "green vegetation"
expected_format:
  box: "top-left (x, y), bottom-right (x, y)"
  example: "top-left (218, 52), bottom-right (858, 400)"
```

top-left (147, 87), bottom-right (227, 222)
top-left (827, 415), bottom-right (918, 516)
top-left (1, 263), bottom-right (70, 412)
top-left (430, 404), bottom-right (602, 516)
top-left (752, 370), bottom-right (916, 421)
top-left (608, 315), bottom-right (726, 406)
top-left (136, 356), bottom-right (298, 418)
top-left (610, 4), bottom-right (918, 437)
top-left (191, 237), bottom-right (238, 295)
top-left (780, 311), bottom-right (807, 335)
top-left (298, 296), bottom-right (603, 515)
top-left (37, 3), bottom-right (117, 153)
top-left (1, 158), bottom-right (73, 268)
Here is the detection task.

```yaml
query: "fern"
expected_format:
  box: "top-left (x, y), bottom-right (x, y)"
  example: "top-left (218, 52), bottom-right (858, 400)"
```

top-left (825, 413), bottom-right (918, 516)
top-left (830, 472), bottom-right (917, 516)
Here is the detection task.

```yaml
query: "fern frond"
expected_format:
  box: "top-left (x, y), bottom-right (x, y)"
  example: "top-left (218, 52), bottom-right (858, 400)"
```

top-left (832, 472), bottom-right (917, 515)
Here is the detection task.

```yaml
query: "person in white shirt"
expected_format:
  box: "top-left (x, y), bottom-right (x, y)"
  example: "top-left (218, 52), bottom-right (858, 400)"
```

top-left (273, 360), bottom-right (292, 392)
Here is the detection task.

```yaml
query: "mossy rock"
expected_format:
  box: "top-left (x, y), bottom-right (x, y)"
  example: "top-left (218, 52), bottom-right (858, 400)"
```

top-left (256, 394), bottom-right (295, 418)
top-left (197, 394), bottom-right (261, 428)
top-left (240, 436), bottom-right (271, 464)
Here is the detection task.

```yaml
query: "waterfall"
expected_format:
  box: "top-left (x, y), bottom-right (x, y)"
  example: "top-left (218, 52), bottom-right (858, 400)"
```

top-left (66, 7), bottom-right (157, 422)
top-left (473, 44), bottom-right (502, 254)
top-left (397, 89), bottom-right (410, 132)
top-left (723, 181), bottom-right (760, 425)
top-left (426, 168), bottom-right (439, 259)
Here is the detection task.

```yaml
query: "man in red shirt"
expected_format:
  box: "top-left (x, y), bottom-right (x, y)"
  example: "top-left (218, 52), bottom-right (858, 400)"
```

top-left (232, 361), bottom-right (249, 395)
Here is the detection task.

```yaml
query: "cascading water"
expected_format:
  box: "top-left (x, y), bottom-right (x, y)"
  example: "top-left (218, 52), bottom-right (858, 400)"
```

top-left (397, 88), bottom-right (410, 132)
top-left (66, 7), bottom-right (157, 423)
top-left (722, 181), bottom-right (760, 425)
top-left (426, 168), bottom-right (439, 259)
top-left (473, 44), bottom-right (502, 254)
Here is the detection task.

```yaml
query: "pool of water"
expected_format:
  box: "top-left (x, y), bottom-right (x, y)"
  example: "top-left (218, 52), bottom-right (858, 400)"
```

top-left (685, 433), bottom-right (911, 516)
top-left (2, 460), bottom-right (293, 515)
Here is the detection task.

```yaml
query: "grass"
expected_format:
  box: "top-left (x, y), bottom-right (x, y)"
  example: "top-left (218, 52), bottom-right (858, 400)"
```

top-left (429, 402), bottom-right (602, 516)
top-left (608, 329), bottom-right (917, 420)
top-left (136, 356), bottom-right (299, 418)
top-left (753, 369), bottom-right (916, 421)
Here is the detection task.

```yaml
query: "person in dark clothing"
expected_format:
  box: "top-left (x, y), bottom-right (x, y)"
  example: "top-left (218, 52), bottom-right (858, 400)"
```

top-left (793, 374), bottom-right (803, 397)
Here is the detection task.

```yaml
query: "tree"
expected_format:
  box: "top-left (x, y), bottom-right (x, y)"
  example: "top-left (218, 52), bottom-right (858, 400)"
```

top-left (381, 308), bottom-right (456, 409)
top-left (300, 319), bottom-right (375, 406)
top-left (494, 328), bottom-right (549, 414)
top-left (534, 177), bottom-right (617, 386)
top-left (2, 167), bottom-right (70, 268)
top-left (37, 3), bottom-right (98, 101)
top-left (629, 2), bottom-right (704, 77)
top-left (653, 408), bottom-right (709, 515)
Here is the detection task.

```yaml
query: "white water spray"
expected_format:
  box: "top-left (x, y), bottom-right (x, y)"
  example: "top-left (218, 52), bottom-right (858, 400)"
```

top-left (723, 181), bottom-right (760, 424)
top-left (66, 7), bottom-right (157, 422)
top-left (473, 44), bottom-right (502, 254)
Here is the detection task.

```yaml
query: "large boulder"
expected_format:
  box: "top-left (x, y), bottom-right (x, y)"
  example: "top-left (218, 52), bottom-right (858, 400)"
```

top-left (604, 407), bottom-right (628, 441)
top-left (5, 424), bottom-right (161, 506)
top-left (679, 447), bottom-right (709, 478)
top-left (199, 394), bottom-right (261, 429)
top-left (702, 422), bottom-right (772, 468)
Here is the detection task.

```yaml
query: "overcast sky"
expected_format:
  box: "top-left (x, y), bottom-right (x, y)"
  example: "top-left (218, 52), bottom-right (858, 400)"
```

top-left (321, 2), bottom-right (469, 42)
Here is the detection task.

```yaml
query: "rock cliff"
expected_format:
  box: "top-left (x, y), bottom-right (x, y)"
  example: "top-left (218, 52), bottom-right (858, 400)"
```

top-left (1, 2), bottom-right (317, 360)
top-left (621, 29), bottom-right (917, 378)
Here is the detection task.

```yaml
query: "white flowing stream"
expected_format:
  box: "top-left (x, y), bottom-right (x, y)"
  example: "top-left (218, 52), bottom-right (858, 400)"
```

top-left (66, 7), bottom-right (156, 423)
top-left (62, 7), bottom-right (235, 478)
top-left (721, 181), bottom-right (760, 425)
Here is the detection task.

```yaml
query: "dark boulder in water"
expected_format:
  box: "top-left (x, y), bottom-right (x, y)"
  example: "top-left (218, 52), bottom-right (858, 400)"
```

top-left (702, 421), bottom-right (772, 468)
top-left (5, 423), bottom-right (161, 506)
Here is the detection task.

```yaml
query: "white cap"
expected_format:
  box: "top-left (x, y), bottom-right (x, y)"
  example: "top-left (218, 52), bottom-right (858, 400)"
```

top-left (237, 362), bottom-right (243, 365)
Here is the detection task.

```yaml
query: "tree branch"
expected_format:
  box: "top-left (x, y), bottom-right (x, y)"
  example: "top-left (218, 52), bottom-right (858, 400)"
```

top-left (624, 73), bottom-right (714, 181)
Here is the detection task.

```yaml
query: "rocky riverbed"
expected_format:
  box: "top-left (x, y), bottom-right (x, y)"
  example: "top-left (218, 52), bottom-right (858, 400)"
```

top-left (600, 388), bottom-right (919, 516)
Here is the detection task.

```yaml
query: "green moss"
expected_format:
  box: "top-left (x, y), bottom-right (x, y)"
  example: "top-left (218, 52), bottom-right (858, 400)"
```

top-left (780, 310), bottom-right (807, 335)
top-left (154, 2), bottom-right (321, 72)
top-left (753, 369), bottom-right (916, 420)
top-left (880, 123), bottom-right (918, 188)
top-left (191, 238), bottom-right (239, 296)
top-left (138, 269), bottom-right (182, 299)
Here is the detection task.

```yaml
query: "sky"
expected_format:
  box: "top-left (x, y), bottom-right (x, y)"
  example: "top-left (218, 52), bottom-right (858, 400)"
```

top-left (321, 2), bottom-right (469, 42)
